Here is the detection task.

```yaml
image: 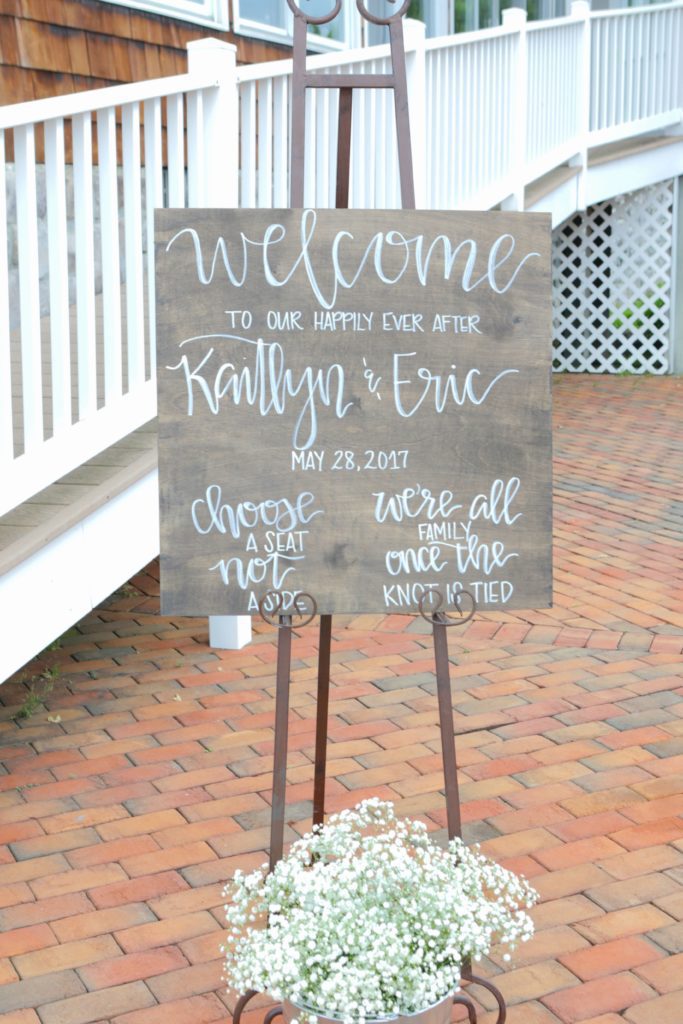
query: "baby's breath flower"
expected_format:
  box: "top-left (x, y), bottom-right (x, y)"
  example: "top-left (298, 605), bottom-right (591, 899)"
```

top-left (223, 800), bottom-right (537, 1024)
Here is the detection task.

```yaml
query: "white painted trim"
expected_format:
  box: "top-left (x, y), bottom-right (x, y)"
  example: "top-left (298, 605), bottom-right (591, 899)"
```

top-left (0, 74), bottom-right (217, 131)
top-left (209, 616), bottom-right (252, 650)
top-left (102, 0), bottom-right (228, 30)
top-left (0, 469), bottom-right (160, 685)
top-left (590, 0), bottom-right (683, 19)
top-left (524, 141), bottom-right (583, 188)
top-left (235, 40), bottom-right (391, 82)
top-left (0, 384), bottom-right (157, 518)
top-left (586, 137), bottom-right (683, 205)
top-left (424, 23), bottom-right (517, 49)
top-left (589, 112), bottom-right (683, 147)
top-left (525, 173), bottom-right (581, 228)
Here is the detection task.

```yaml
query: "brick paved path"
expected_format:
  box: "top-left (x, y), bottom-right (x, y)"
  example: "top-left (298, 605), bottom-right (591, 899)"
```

top-left (1, 375), bottom-right (682, 1024)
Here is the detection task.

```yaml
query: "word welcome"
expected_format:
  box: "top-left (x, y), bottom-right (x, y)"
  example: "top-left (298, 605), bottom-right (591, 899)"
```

top-left (166, 209), bottom-right (541, 310)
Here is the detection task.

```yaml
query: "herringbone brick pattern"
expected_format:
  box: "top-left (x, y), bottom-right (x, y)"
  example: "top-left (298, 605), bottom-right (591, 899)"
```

top-left (0, 376), bottom-right (682, 1024)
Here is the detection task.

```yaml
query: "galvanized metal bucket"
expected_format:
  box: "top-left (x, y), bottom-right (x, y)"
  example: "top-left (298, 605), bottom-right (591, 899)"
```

top-left (282, 991), bottom-right (454, 1024)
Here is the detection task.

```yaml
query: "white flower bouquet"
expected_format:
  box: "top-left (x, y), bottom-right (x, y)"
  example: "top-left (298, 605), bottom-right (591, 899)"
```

top-left (223, 799), bottom-right (537, 1024)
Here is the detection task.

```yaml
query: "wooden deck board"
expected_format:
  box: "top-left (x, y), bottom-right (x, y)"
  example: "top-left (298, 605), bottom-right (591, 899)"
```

top-left (588, 133), bottom-right (681, 168)
top-left (0, 422), bottom-right (158, 574)
top-left (1, 503), bottom-right (67, 528)
top-left (525, 164), bottom-right (580, 209)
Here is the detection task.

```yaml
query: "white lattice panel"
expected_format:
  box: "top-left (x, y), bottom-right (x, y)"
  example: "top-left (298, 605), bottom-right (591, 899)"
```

top-left (552, 180), bottom-right (674, 374)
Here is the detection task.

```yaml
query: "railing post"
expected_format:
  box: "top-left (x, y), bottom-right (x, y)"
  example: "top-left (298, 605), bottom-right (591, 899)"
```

top-left (571, 0), bottom-right (591, 211)
top-left (187, 38), bottom-right (239, 206)
top-left (403, 18), bottom-right (427, 209)
top-left (187, 38), bottom-right (250, 650)
top-left (502, 6), bottom-right (527, 211)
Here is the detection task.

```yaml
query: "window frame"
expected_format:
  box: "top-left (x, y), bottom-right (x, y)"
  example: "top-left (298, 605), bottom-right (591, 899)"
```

top-left (103, 0), bottom-right (229, 30)
top-left (232, 1), bottom-right (361, 52)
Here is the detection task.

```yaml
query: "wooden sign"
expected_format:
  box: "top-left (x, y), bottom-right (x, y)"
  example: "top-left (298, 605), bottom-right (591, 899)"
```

top-left (155, 208), bottom-right (552, 616)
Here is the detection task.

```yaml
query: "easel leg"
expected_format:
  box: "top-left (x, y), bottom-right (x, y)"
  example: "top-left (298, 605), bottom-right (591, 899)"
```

top-left (313, 613), bottom-right (332, 827)
top-left (336, 88), bottom-right (353, 210)
top-left (432, 614), bottom-right (463, 841)
top-left (269, 614), bottom-right (292, 872)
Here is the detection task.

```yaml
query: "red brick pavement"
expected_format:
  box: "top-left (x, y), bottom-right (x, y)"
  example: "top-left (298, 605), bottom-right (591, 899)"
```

top-left (0, 376), bottom-right (682, 1024)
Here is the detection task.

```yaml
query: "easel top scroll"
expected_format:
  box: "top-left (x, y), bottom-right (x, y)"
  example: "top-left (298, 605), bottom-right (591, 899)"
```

top-left (288, 0), bottom-right (416, 209)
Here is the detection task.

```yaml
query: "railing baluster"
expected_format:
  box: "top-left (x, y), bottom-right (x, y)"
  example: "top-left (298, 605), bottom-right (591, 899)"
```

top-left (240, 82), bottom-right (256, 209)
top-left (187, 90), bottom-right (205, 206)
top-left (588, 21), bottom-right (597, 132)
top-left (455, 47), bottom-right (464, 205)
top-left (658, 11), bottom-right (667, 114)
top-left (643, 12), bottom-right (650, 116)
top-left (258, 79), bottom-right (273, 209)
top-left (624, 17), bottom-right (632, 124)
top-left (144, 97), bottom-right (163, 381)
top-left (610, 18), bottom-right (619, 127)
top-left (273, 77), bottom-right (288, 207)
top-left (633, 15), bottom-right (640, 121)
top-left (122, 102), bottom-right (145, 391)
top-left (663, 10), bottom-right (672, 111)
top-left (603, 21), bottom-right (611, 128)
top-left (304, 88), bottom-right (316, 207)
top-left (15, 123), bottom-right (44, 450)
top-left (367, 67), bottom-right (378, 210)
top-left (464, 44), bottom-right (473, 198)
top-left (73, 111), bottom-right (97, 421)
top-left (618, 18), bottom-right (626, 126)
top-left (435, 49), bottom-right (444, 205)
top-left (673, 8), bottom-right (682, 111)
top-left (97, 106), bottom-right (123, 405)
top-left (167, 93), bottom-right (186, 206)
top-left (0, 129), bottom-right (12, 464)
top-left (44, 117), bottom-right (72, 438)
top-left (316, 85), bottom-right (330, 208)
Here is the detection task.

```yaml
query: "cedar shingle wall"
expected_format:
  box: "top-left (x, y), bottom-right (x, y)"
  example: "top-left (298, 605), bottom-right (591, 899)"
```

top-left (0, 0), bottom-right (289, 105)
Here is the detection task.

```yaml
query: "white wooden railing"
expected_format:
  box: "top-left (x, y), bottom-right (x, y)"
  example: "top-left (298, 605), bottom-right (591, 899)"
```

top-left (590, 3), bottom-right (683, 144)
top-left (1, 3), bottom-right (682, 519)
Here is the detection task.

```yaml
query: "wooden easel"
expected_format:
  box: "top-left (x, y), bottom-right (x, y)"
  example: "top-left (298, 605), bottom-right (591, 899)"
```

top-left (235, 4), bottom-right (507, 1022)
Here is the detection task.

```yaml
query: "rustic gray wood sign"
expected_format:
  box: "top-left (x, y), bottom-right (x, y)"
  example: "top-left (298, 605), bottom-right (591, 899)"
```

top-left (155, 208), bottom-right (552, 616)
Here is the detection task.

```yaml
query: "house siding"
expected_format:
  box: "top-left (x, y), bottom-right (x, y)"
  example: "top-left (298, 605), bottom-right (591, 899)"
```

top-left (0, 0), bottom-right (289, 106)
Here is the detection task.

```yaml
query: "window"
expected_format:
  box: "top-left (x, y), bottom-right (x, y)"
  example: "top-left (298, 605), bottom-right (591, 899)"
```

top-left (232, 0), bottom-right (360, 50)
top-left (363, 2), bottom-right (454, 45)
top-left (104, 0), bottom-right (229, 28)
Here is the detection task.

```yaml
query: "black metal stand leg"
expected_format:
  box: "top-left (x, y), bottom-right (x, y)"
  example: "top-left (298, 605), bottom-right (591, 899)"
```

top-left (419, 590), bottom-right (475, 841)
top-left (313, 613), bottom-right (332, 828)
top-left (259, 592), bottom-right (318, 873)
top-left (232, 989), bottom-right (257, 1024)
top-left (270, 614), bottom-right (292, 872)
top-left (419, 591), bottom-right (507, 1024)
top-left (466, 976), bottom-right (507, 1024)
top-left (432, 613), bottom-right (463, 841)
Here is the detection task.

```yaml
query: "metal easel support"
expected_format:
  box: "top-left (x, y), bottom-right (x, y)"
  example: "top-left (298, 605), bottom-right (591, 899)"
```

top-left (243, 5), bottom-right (508, 1022)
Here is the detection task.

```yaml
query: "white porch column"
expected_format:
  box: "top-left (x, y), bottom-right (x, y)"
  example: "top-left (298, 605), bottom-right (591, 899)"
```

top-left (187, 38), bottom-right (251, 650)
